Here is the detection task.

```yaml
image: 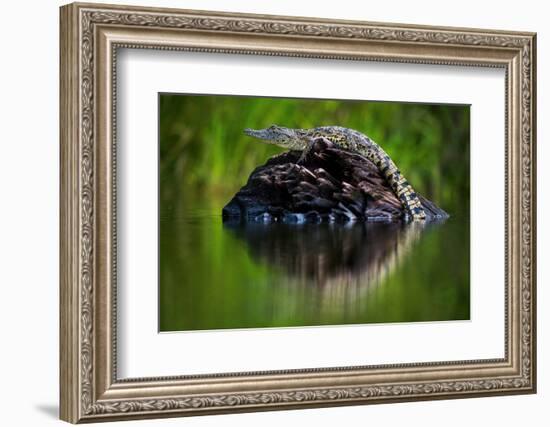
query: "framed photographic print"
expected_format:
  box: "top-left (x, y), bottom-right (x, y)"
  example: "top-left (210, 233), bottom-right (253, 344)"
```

top-left (60, 2), bottom-right (537, 423)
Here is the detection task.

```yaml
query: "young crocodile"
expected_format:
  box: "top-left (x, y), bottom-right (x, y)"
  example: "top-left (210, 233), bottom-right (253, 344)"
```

top-left (244, 125), bottom-right (426, 221)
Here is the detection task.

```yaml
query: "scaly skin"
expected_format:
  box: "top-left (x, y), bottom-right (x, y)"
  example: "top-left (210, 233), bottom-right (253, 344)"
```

top-left (244, 125), bottom-right (426, 221)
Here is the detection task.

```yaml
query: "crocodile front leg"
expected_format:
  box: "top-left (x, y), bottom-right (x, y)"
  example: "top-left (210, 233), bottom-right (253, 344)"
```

top-left (296, 137), bottom-right (315, 164)
top-left (296, 136), bottom-right (334, 164)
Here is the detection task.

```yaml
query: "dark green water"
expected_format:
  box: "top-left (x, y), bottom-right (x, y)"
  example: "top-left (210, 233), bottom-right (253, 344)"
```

top-left (159, 208), bottom-right (470, 332)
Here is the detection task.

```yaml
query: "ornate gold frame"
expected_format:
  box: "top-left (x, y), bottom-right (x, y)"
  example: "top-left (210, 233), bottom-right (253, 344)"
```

top-left (60, 2), bottom-right (537, 423)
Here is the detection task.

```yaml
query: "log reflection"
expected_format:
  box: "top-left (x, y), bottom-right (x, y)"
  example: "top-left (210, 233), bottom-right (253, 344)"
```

top-left (223, 221), bottom-right (430, 307)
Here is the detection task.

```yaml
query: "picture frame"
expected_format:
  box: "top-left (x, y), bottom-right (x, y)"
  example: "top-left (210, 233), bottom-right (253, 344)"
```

top-left (60, 2), bottom-right (536, 423)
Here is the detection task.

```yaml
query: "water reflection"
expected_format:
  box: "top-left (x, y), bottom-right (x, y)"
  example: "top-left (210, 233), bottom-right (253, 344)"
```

top-left (160, 211), bottom-right (469, 331)
top-left (223, 221), bottom-right (430, 299)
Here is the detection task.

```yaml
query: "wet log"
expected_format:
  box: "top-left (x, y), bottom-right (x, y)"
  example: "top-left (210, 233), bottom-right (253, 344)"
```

top-left (223, 138), bottom-right (448, 223)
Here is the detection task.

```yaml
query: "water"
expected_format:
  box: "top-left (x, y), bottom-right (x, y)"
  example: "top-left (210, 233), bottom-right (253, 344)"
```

top-left (159, 207), bottom-right (470, 332)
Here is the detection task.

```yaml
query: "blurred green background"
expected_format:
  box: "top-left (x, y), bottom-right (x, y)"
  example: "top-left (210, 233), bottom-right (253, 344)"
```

top-left (159, 94), bottom-right (470, 332)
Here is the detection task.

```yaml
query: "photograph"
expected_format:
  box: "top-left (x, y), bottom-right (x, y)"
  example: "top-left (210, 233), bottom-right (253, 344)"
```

top-left (159, 94), bottom-right (471, 332)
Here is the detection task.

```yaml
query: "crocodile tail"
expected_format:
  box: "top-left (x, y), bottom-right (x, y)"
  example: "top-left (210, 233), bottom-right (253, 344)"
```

top-left (341, 139), bottom-right (426, 221)
top-left (377, 155), bottom-right (426, 221)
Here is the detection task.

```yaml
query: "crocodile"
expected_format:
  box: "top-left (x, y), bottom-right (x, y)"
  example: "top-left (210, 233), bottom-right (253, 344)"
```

top-left (244, 125), bottom-right (427, 221)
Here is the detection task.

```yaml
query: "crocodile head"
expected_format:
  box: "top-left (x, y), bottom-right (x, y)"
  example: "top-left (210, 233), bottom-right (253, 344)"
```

top-left (244, 125), bottom-right (305, 150)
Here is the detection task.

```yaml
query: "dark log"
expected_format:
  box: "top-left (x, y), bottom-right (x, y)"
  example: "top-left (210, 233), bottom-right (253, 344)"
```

top-left (223, 138), bottom-right (449, 223)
